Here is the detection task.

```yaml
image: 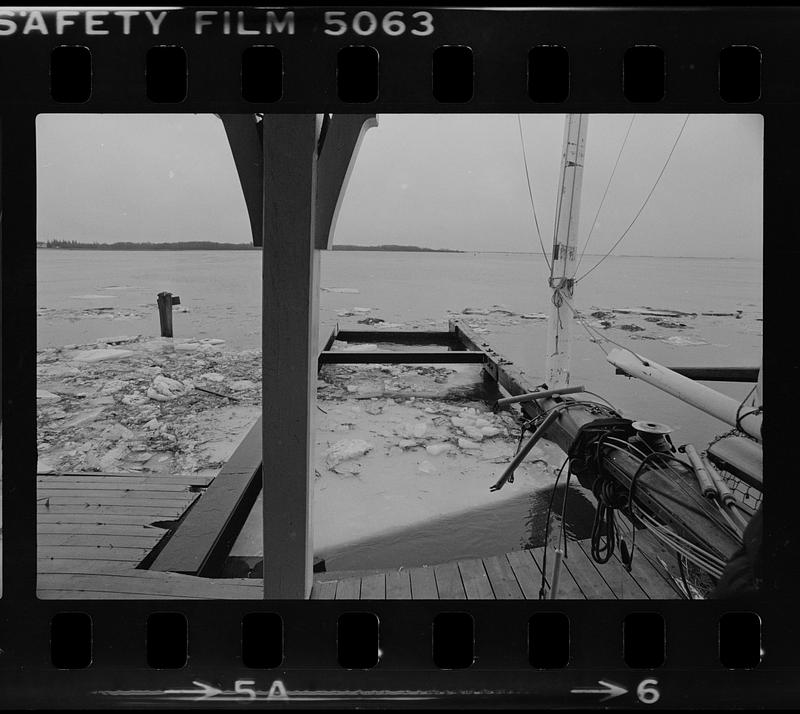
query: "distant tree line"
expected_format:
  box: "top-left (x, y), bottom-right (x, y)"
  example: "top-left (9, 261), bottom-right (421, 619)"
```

top-left (41, 240), bottom-right (462, 252)
top-left (44, 240), bottom-right (258, 250)
top-left (333, 244), bottom-right (462, 252)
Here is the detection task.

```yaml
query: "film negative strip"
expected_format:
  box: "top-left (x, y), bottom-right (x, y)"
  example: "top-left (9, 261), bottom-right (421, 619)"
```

top-left (0, 3), bottom-right (794, 709)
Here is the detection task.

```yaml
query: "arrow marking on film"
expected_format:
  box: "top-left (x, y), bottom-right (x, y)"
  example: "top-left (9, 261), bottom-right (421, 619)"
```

top-left (163, 681), bottom-right (222, 700)
top-left (570, 679), bottom-right (628, 701)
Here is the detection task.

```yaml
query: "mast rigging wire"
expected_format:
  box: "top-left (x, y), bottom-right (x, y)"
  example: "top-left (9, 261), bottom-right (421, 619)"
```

top-left (574, 114), bottom-right (637, 276)
top-left (516, 114), bottom-right (551, 272)
top-left (559, 292), bottom-right (650, 367)
top-left (576, 114), bottom-right (691, 284)
top-left (539, 457), bottom-right (570, 599)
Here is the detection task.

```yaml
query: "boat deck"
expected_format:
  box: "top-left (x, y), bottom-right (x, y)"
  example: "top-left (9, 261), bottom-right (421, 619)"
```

top-left (311, 536), bottom-right (685, 600)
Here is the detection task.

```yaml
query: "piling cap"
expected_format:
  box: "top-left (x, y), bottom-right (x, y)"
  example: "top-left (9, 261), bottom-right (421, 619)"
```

top-left (631, 420), bottom-right (673, 435)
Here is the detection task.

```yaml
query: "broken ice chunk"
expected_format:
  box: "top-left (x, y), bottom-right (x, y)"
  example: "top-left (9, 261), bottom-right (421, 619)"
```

top-left (72, 348), bottom-right (134, 363)
top-left (462, 426), bottom-right (485, 442)
top-left (201, 372), bottom-right (225, 382)
top-left (412, 422), bottom-right (428, 438)
top-left (325, 439), bottom-right (373, 467)
top-left (100, 423), bottom-right (135, 442)
top-left (450, 416), bottom-right (473, 428)
top-left (425, 443), bottom-right (451, 456)
top-left (100, 379), bottom-right (127, 395)
top-left (121, 393), bottom-right (148, 406)
top-left (62, 407), bottom-right (106, 428)
top-left (458, 438), bottom-right (482, 450)
top-left (230, 379), bottom-right (256, 391)
top-left (153, 374), bottom-right (185, 397)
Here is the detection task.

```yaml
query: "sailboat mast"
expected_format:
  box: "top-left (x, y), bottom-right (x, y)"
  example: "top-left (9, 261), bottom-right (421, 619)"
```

top-left (545, 113), bottom-right (588, 387)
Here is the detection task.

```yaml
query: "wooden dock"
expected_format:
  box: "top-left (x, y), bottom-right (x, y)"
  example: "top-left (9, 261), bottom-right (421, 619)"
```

top-left (36, 472), bottom-right (260, 599)
top-left (36, 472), bottom-right (684, 600)
top-left (310, 537), bottom-right (685, 600)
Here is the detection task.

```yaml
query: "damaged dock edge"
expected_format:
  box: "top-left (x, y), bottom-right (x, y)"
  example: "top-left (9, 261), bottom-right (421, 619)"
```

top-left (148, 417), bottom-right (263, 577)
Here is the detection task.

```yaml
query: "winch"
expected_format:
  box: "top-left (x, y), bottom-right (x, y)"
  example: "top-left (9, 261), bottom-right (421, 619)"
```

top-left (630, 421), bottom-right (675, 453)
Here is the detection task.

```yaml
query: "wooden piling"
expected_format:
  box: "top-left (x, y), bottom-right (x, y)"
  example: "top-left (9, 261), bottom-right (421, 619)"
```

top-left (156, 291), bottom-right (180, 338)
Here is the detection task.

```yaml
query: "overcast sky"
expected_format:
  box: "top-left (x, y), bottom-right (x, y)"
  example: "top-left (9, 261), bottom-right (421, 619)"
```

top-left (37, 113), bottom-right (762, 258)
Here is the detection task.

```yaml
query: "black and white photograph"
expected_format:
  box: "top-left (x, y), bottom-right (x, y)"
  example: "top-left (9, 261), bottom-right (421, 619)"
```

top-left (33, 112), bottom-right (762, 601)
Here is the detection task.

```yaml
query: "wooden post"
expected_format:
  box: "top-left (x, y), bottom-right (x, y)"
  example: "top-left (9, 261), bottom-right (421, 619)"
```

top-left (156, 291), bottom-right (180, 337)
top-left (261, 114), bottom-right (318, 599)
top-left (545, 114), bottom-right (588, 387)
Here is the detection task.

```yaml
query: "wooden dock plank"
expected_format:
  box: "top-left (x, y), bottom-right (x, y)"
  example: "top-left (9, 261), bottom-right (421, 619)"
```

top-left (38, 590), bottom-right (178, 600)
top-left (311, 579), bottom-right (338, 599)
top-left (572, 539), bottom-right (647, 600)
top-left (39, 505), bottom-right (186, 517)
top-left (360, 573), bottom-right (386, 600)
top-left (632, 530), bottom-right (686, 598)
top-left (457, 558), bottom-right (494, 600)
top-left (506, 549), bottom-right (543, 600)
top-left (560, 540), bottom-right (617, 599)
top-left (37, 496), bottom-right (193, 508)
top-left (38, 534), bottom-right (162, 548)
top-left (37, 572), bottom-right (261, 599)
top-left (385, 570), bottom-right (412, 599)
top-left (335, 577), bottom-right (362, 600)
top-left (38, 559), bottom-right (143, 574)
top-left (38, 471), bottom-right (214, 483)
top-left (409, 566), bottom-right (438, 599)
top-left (38, 524), bottom-right (167, 536)
top-left (530, 546), bottom-right (586, 600)
top-left (434, 561), bottom-right (466, 599)
top-left (36, 483), bottom-right (197, 493)
top-left (37, 475), bottom-right (213, 487)
top-left (38, 546), bottom-right (149, 562)
top-left (38, 514), bottom-right (169, 525)
top-left (611, 543), bottom-right (683, 599)
top-left (483, 555), bottom-right (524, 599)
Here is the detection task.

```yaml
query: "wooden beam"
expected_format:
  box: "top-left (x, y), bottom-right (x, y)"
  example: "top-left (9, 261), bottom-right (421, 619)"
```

top-left (314, 114), bottom-right (378, 249)
top-left (148, 418), bottom-right (263, 576)
top-left (262, 114), bottom-right (318, 599)
top-left (334, 329), bottom-right (460, 347)
top-left (321, 323), bottom-right (340, 351)
top-left (219, 114), bottom-right (263, 247)
top-left (318, 350), bottom-right (486, 365)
